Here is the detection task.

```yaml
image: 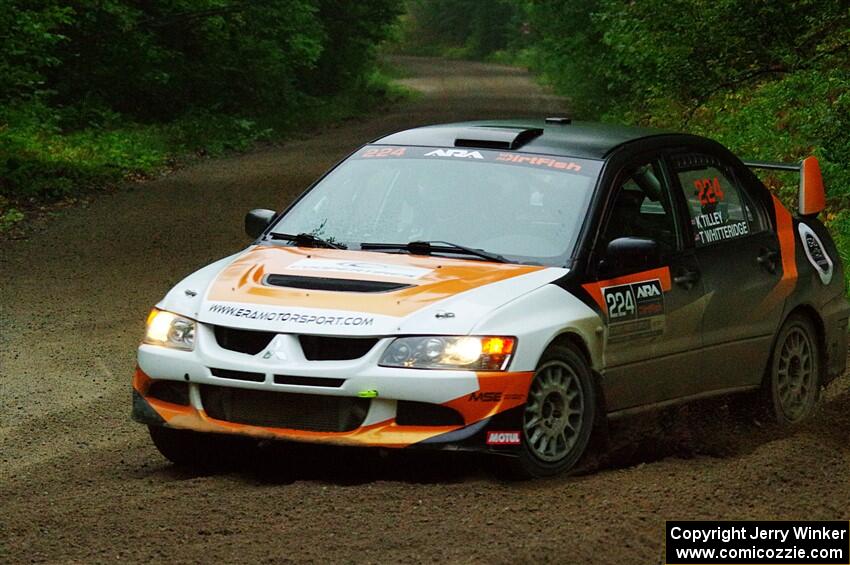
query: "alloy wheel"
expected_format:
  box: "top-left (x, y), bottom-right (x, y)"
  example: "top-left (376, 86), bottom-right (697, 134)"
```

top-left (523, 360), bottom-right (585, 462)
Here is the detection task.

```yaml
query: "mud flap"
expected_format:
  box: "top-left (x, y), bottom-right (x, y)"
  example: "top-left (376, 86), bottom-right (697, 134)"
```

top-left (413, 405), bottom-right (526, 455)
top-left (131, 389), bottom-right (166, 426)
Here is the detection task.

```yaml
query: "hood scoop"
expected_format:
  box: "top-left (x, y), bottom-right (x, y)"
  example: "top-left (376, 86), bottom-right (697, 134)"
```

top-left (264, 274), bottom-right (412, 293)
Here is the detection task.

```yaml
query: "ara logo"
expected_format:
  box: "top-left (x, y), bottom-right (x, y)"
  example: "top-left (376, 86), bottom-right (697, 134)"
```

top-left (486, 431), bottom-right (521, 445)
top-left (424, 149), bottom-right (484, 159)
top-left (635, 283), bottom-right (662, 298)
top-left (602, 278), bottom-right (665, 323)
top-left (798, 223), bottom-right (833, 285)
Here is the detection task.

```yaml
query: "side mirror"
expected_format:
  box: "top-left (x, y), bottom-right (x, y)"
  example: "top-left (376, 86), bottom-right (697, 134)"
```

top-left (245, 209), bottom-right (276, 239)
top-left (601, 237), bottom-right (660, 272)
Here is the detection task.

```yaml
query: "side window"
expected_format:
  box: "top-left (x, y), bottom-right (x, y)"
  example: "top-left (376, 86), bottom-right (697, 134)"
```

top-left (600, 160), bottom-right (679, 253)
top-left (671, 153), bottom-right (766, 246)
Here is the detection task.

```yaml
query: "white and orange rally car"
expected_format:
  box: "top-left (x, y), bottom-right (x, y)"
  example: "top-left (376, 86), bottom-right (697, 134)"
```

top-left (133, 120), bottom-right (848, 477)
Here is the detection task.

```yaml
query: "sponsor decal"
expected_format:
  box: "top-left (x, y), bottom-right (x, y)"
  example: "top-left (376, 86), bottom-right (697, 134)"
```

top-left (350, 145), bottom-right (599, 177)
top-left (361, 147), bottom-right (407, 158)
top-left (486, 431), bottom-right (521, 445)
top-left (602, 278), bottom-right (665, 341)
top-left (798, 223), bottom-right (833, 285)
top-left (496, 153), bottom-right (582, 172)
top-left (603, 279), bottom-right (664, 321)
top-left (468, 391), bottom-right (502, 402)
top-left (424, 148), bottom-right (484, 159)
top-left (207, 303), bottom-right (374, 327)
top-left (286, 258), bottom-right (431, 280)
top-left (468, 391), bottom-right (524, 402)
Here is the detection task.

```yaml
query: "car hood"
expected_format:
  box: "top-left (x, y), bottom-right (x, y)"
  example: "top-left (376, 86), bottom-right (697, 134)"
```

top-left (158, 245), bottom-right (568, 335)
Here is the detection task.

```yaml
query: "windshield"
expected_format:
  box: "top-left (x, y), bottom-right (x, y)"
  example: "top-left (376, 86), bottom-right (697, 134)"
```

top-left (270, 145), bottom-right (602, 265)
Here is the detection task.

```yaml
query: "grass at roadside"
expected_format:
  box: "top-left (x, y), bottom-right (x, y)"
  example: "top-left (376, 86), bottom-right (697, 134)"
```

top-left (0, 69), bottom-right (411, 234)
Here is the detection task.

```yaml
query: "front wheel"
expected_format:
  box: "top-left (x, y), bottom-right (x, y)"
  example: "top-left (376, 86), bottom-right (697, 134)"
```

top-left (503, 343), bottom-right (597, 479)
top-left (762, 313), bottom-right (821, 425)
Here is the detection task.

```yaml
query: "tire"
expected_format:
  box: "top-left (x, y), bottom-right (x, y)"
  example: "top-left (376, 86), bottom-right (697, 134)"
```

top-left (148, 425), bottom-right (253, 468)
top-left (502, 342), bottom-right (597, 479)
top-left (761, 313), bottom-right (821, 425)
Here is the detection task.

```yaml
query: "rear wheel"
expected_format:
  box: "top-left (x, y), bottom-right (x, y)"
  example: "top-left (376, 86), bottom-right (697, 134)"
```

top-left (148, 425), bottom-right (253, 468)
top-left (762, 313), bottom-right (821, 425)
top-left (503, 343), bottom-right (596, 479)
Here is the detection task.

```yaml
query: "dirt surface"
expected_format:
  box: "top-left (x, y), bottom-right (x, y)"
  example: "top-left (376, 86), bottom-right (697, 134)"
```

top-left (1, 57), bottom-right (848, 564)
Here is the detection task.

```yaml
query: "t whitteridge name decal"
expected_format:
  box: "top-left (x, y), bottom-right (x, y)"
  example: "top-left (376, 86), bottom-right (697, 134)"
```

top-left (207, 303), bottom-right (374, 327)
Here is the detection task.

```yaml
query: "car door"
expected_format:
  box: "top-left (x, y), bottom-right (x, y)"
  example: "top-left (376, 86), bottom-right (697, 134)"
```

top-left (667, 149), bottom-right (782, 390)
top-left (586, 155), bottom-right (708, 412)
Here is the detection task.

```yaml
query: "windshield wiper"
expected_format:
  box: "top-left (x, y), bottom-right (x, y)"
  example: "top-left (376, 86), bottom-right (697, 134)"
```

top-left (268, 232), bottom-right (346, 249)
top-left (360, 240), bottom-right (511, 263)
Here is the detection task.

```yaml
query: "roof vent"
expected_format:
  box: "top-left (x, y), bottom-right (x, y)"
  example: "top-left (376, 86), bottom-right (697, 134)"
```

top-left (454, 127), bottom-right (543, 150)
top-left (545, 117), bottom-right (572, 125)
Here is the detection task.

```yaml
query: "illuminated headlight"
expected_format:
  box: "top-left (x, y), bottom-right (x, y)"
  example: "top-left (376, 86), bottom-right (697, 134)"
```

top-left (144, 309), bottom-right (196, 351)
top-left (379, 336), bottom-right (515, 371)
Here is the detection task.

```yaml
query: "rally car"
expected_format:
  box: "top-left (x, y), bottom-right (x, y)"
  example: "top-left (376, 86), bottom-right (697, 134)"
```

top-left (133, 119), bottom-right (849, 477)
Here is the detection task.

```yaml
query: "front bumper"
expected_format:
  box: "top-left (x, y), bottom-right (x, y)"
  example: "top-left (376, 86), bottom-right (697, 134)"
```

top-left (133, 325), bottom-right (533, 451)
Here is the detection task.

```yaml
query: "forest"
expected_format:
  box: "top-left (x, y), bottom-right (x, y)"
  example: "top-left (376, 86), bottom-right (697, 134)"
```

top-left (0, 0), bottom-right (402, 226)
top-left (2, 0), bottom-right (848, 280)
top-left (399, 0), bottom-right (850, 277)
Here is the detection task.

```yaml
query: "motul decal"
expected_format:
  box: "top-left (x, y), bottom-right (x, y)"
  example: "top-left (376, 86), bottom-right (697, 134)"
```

top-left (798, 223), bottom-right (833, 285)
top-left (486, 431), bottom-right (521, 445)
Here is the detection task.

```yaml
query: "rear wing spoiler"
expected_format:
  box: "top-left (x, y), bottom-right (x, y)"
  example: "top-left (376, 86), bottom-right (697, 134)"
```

top-left (743, 156), bottom-right (825, 217)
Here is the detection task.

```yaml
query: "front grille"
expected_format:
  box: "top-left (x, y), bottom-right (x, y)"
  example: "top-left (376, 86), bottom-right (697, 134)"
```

top-left (273, 375), bottom-right (345, 387)
top-left (147, 380), bottom-right (190, 406)
top-left (396, 400), bottom-right (465, 426)
top-left (210, 367), bottom-right (265, 383)
top-left (299, 335), bottom-right (378, 361)
top-left (214, 326), bottom-right (275, 355)
top-left (265, 274), bottom-right (411, 293)
top-left (200, 385), bottom-right (369, 432)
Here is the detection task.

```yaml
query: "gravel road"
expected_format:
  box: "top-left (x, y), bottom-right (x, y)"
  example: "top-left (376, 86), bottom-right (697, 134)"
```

top-left (1, 57), bottom-right (848, 564)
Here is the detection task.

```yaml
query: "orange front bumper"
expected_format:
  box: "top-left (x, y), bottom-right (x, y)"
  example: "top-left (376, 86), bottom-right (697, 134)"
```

top-left (133, 367), bottom-right (533, 448)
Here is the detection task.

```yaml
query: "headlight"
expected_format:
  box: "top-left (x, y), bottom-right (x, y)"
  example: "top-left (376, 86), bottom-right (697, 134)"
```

top-left (379, 336), bottom-right (515, 370)
top-left (144, 309), bottom-right (196, 351)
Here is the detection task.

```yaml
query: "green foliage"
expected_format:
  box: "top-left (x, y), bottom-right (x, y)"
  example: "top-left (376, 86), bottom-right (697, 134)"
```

top-left (0, 0), bottom-right (403, 225)
top-left (397, 0), bottom-right (850, 292)
top-left (826, 209), bottom-right (850, 293)
top-left (523, 1), bottom-right (849, 199)
top-left (0, 3), bottom-right (73, 102)
top-left (522, 0), bottom-right (850, 292)
top-left (391, 0), bottom-right (522, 59)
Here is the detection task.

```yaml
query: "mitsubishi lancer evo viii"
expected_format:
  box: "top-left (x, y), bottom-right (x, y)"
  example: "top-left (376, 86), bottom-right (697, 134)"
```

top-left (133, 119), bottom-right (849, 478)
